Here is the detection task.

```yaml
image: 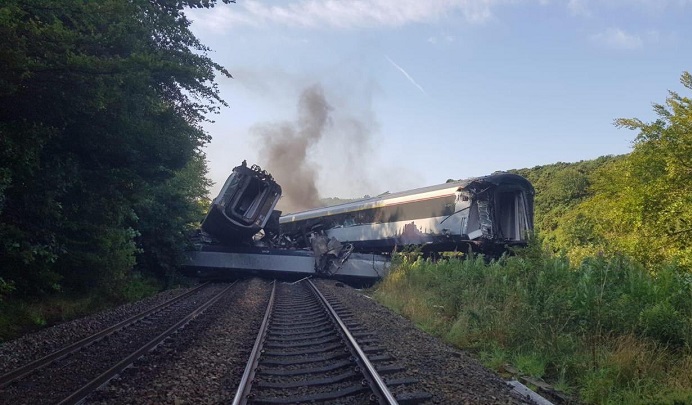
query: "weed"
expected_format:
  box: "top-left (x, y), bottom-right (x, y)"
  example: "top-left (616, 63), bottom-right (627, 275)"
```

top-left (514, 353), bottom-right (546, 378)
top-left (480, 345), bottom-right (509, 370)
top-left (372, 244), bottom-right (692, 404)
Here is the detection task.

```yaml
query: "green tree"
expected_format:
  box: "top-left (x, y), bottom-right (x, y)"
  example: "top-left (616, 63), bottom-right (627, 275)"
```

top-left (510, 156), bottom-right (620, 253)
top-left (613, 71), bottom-right (692, 268)
top-left (133, 151), bottom-right (212, 285)
top-left (543, 168), bottom-right (589, 203)
top-left (548, 72), bottom-right (692, 268)
top-left (0, 0), bottom-right (231, 297)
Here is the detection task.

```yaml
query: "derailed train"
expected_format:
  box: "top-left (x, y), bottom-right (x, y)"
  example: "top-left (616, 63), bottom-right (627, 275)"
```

top-left (280, 173), bottom-right (535, 256)
top-left (200, 161), bottom-right (282, 244)
top-left (187, 162), bottom-right (534, 281)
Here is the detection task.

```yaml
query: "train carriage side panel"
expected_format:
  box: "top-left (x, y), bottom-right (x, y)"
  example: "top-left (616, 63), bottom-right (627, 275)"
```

top-left (279, 172), bottom-right (534, 254)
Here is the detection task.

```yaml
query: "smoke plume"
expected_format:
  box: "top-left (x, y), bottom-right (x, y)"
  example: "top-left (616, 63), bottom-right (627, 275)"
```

top-left (254, 84), bottom-right (331, 213)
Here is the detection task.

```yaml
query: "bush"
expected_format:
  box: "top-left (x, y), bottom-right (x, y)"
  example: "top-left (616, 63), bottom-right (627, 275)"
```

top-left (372, 241), bottom-right (692, 403)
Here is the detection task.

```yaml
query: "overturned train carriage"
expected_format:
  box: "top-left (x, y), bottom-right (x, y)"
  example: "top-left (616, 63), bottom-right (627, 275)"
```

top-left (279, 173), bottom-right (535, 256)
top-left (200, 162), bottom-right (282, 244)
top-left (188, 162), bottom-right (389, 282)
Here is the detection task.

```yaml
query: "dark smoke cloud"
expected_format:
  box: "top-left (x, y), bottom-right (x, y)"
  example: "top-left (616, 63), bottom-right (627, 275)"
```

top-left (254, 84), bottom-right (332, 213)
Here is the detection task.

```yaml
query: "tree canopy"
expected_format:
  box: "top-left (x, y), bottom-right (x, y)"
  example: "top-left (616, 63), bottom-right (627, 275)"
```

top-left (0, 0), bottom-right (231, 299)
top-left (513, 72), bottom-right (692, 270)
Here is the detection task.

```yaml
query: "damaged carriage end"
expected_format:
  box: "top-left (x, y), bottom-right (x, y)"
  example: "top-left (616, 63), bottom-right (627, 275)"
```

top-left (459, 173), bottom-right (535, 255)
top-left (309, 233), bottom-right (356, 276)
top-left (200, 161), bottom-right (282, 245)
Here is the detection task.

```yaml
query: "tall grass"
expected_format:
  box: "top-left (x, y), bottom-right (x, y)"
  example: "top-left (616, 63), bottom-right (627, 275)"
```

top-left (372, 241), bottom-right (692, 404)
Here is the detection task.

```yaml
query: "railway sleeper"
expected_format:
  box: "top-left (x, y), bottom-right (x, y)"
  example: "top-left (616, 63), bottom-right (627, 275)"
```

top-left (262, 343), bottom-right (346, 356)
top-left (258, 351), bottom-right (350, 366)
top-left (255, 370), bottom-right (361, 388)
top-left (269, 319), bottom-right (331, 328)
top-left (366, 354), bottom-right (395, 362)
top-left (267, 330), bottom-right (334, 341)
top-left (264, 335), bottom-right (339, 348)
top-left (272, 307), bottom-right (324, 317)
top-left (273, 303), bottom-right (315, 309)
top-left (361, 345), bottom-right (387, 354)
top-left (250, 384), bottom-right (370, 405)
top-left (258, 359), bottom-right (353, 376)
top-left (268, 323), bottom-right (333, 335)
top-left (395, 391), bottom-right (435, 404)
top-left (374, 364), bottom-right (406, 374)
top-left (270, 318), bottom-right (331, 328)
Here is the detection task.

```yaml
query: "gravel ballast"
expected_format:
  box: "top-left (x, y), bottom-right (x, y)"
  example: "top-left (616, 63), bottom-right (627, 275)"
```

top-left (0, 286), bottom-right (196, 375)
top-left (86, 278), bottom-right (272, 404)
top-left (1, 284), bottom-right (231, 405)
top-left (315, 279), bottom-right (533, 404)
top-left (2, 277), bottom-right (536, 404)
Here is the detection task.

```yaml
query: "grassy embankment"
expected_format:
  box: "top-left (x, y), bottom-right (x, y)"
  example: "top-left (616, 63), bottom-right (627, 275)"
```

top-left (372, 243), bottom-right (692, 404)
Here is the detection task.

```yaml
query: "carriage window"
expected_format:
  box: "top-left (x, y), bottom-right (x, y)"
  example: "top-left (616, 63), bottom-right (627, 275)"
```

top-left (234, 177), bottom-right (269, 221)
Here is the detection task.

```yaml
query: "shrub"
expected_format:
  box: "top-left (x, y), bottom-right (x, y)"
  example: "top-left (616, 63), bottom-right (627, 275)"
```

top-left (373, 241), bottom-right (692, 403)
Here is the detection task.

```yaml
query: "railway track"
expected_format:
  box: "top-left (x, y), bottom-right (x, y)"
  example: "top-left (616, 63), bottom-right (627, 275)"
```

top-left (233, 279), bottom-right (431, 404)
top-left (0, 282), bottom-right (236, 405)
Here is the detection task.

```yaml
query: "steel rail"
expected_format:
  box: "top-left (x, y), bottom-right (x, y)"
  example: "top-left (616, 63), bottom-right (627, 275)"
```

top-left (232, 280), bottom-right (276, 405)
top-left (0, 282), bottom-right (210, 388)
top-left (307, 279), bottom-right (399, 405)
top-left (56, 281), bottom-right (237, 405)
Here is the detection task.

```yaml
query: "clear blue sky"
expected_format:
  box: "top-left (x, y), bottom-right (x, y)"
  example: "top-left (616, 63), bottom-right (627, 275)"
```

top-left (187, 0), bottom-right (691, 199)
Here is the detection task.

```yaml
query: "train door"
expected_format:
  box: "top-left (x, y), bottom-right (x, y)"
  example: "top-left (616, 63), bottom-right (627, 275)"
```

top-left (494, 188), bottom-right (530, 241)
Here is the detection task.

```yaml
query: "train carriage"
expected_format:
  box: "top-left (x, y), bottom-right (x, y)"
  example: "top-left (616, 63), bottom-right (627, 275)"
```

top-left (200, 162), bottom-right (282, 244)
top-left (279, 173), bottom-right (534, 255)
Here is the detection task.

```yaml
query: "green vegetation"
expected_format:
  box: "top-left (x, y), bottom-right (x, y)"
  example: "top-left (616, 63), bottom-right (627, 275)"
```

top-left (0, 0), bottom-right (229, 341)
top-left (0, 273), bottom-right (163, 340)
top-left (375, 246), bottom-right (692, 404)
top-left (510, 155), bottom-right (622, 254)
top-left (374, 72), bottom-right (692, 404)
top-left (0, 4), bottom-right (690, 403)
top-left (511, 74), bottom-right (692, 269)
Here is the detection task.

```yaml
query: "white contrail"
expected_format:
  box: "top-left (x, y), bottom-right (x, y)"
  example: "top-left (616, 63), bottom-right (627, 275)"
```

top-left (384, 55), bottom-right (428, 96)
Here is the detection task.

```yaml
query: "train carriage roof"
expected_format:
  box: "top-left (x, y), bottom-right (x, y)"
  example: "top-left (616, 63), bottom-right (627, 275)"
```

top-left (280, 172), bottom-right (533, 222)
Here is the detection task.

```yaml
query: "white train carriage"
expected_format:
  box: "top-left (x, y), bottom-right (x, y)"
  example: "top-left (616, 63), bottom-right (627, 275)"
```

top-left (279, 173), bottom-right (534, 255)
